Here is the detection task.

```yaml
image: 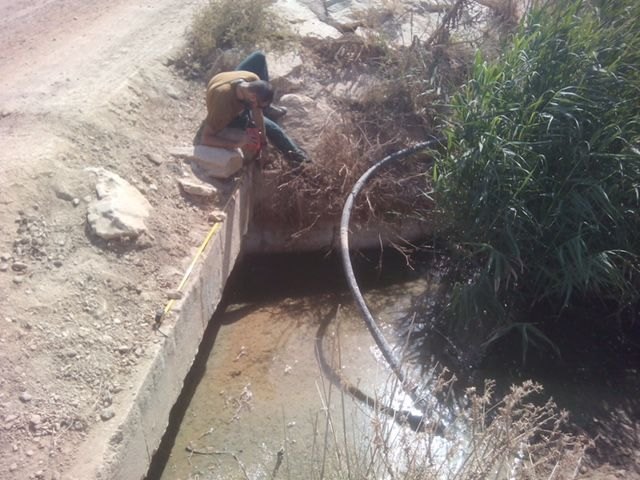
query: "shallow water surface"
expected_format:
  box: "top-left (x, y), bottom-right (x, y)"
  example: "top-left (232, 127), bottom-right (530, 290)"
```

top-left (152, 252), bottom-right (640, 479)
top-left (157, 254), bottom-right (432, 480)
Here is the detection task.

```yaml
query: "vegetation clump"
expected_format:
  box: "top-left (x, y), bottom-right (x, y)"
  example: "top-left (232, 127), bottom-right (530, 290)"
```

top-left (172, 0), bottom-right (290, 78)
top-left (254, 117), bottom-right (436, 230)
top-left (433, 0), bottom-right (640, 349)
top-left (292, 374), bottom-right (586, 479)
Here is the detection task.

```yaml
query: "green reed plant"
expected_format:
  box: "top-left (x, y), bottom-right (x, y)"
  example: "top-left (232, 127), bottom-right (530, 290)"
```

top-left (433, 0), bottom-right (640, 340)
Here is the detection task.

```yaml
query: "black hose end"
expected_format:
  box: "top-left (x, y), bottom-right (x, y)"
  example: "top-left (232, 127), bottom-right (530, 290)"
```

top-left (154, 308), bottom-right (164, 328)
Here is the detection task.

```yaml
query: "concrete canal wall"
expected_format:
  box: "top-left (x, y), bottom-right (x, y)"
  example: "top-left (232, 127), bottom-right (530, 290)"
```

top-left (68, 172), bottom-right (253, 480)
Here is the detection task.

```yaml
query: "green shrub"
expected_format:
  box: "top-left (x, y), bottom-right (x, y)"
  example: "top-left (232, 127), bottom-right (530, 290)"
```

top-left (433, 0), bottom-right (640, 337)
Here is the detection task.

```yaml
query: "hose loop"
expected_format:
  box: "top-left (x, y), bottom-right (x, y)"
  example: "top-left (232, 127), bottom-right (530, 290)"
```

top-left (339, 138), bottom-right (444, 403)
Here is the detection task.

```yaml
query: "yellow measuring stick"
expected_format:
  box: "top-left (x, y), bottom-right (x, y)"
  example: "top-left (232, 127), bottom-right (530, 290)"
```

top-left (154, 175), bottom-right (244, 328)
top-left (153, 218), bottom-right (224, 329)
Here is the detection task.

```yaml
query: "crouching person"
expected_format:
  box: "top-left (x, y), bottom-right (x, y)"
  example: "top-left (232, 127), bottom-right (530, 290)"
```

top-left (198, 51), bottom-right (310, 165)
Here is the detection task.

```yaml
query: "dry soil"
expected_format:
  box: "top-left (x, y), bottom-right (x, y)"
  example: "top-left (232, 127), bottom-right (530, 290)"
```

top-left (0, 1), bottom-right (218, 478)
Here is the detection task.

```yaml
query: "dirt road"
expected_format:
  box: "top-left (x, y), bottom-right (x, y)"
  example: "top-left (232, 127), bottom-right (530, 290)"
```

top-left (0, 1), bottom-right (213, 478)
top-left (0, 0), bottom-right (197, 110)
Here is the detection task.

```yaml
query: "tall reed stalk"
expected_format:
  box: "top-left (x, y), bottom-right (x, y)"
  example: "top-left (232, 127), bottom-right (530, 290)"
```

top-left (433, 0), bottom-right (640, 345)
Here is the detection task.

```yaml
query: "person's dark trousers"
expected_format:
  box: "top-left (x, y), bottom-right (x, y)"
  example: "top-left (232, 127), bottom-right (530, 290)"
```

top-left (235, 51), bottom-right (270, 82)
top-left (233, 51), bottom-right (307, 163)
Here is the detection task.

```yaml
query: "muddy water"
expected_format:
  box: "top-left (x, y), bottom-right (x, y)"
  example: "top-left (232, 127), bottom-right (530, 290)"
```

top-left (154, 253), bottom-right (433, 480)
top-left (149, 251), bottom-right (640, 479)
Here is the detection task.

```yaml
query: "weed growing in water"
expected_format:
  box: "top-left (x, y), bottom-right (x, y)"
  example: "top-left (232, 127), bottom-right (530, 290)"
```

top-left (270, 373), bottom-right (586, 479)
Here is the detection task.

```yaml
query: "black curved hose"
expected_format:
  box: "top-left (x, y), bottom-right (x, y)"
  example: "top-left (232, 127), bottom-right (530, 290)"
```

top-left (315, 307), bottom-right (428, 432)
top-left (339, 138), bottom-right (444, 403)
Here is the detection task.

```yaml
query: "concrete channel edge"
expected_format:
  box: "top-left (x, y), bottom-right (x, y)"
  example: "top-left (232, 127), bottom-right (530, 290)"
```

top-left (67, 171), bottom-right (252, 480)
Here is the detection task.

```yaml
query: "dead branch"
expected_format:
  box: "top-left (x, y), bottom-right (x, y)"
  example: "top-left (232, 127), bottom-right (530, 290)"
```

top-left (427, 0), bottom-right (468, 45)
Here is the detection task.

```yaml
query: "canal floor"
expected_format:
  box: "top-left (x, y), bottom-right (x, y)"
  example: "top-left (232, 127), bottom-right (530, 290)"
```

top-left (156, 253), bottom-right (433, 480)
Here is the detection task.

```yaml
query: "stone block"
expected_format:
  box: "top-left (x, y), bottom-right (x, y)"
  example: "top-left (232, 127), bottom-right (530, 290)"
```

top-left (192, 145), bottom-right (244, 179)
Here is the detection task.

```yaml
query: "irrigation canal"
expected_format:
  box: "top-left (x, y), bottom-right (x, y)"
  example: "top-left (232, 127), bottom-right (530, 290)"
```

top-left (147, 248), bottom-right (640, 479)
top-left (148, 251), bottom-right (443, 479)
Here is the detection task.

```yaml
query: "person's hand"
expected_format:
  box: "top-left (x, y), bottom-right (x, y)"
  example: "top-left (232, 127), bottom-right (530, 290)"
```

top-left (246, 128), bottom-right (261, 147)
top-left (258, 141), bottom-right (269, 167)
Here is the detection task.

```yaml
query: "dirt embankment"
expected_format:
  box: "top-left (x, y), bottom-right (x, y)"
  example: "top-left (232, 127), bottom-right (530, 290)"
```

top-left (0, 0), bottom-right (214, 478)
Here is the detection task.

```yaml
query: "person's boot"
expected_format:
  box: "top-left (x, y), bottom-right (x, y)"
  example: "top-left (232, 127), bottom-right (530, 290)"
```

top-left (285, 148), bottom-right (311, 165)
top-left (264, 105), bottom-right (288, 121)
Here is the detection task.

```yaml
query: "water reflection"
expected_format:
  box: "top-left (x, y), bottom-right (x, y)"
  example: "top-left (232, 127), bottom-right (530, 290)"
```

top-left (153, 251), bottom-right (451, 479)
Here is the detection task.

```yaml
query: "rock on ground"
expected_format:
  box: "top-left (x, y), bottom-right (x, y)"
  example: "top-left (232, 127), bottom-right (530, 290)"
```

top-left (86, 168), bottom-right (152, 240)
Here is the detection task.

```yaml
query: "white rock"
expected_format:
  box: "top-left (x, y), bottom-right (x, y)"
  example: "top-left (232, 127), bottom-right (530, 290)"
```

top-left (167, 291), bottom-right (183, 300)
top-left (274, 0), bottom-right (341, 38)
top-left (29, 414), bottom-right (42, 426)
top-left (169, 146), bottom-right (194, 159)
top-left (279, 94), bottom-right (337, 150)
top-left (19, 392), bottom-right (32, 403)
top-left (192, 146), bottom-right (244, 179)
top-left (323, 73), bottom-right (377, 102)
top-left (100, 409), bottom-right (115, 421)
top-left (269, 51), bottom-right (305, 92)
top-left (86, 168), bottom-right (151, 240)
top-left (178, 178), bottom-right (218, 198)
top-left (53, 185), bottom-right (75, 202)
top-left (208, 210), bottom-right (227, 223)
top-left (144, 152), bottom-right (164, 165)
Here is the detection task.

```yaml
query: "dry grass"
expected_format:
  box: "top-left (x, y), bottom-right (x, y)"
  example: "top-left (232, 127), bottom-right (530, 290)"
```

top-left (170, 0), bottom-right (292, 79)
top-left (255, 116), bottom-right (436, 231)
top-left (452, 380), bottom-right (588, 479)
top-left (305, 33), bottom-right (389, 69)
top-left (305, 311), bottom-right (588, 480)
top-left (256, 35), bottom-right (470, 230)
top-left (291, 366), bottom-right (588, 479)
